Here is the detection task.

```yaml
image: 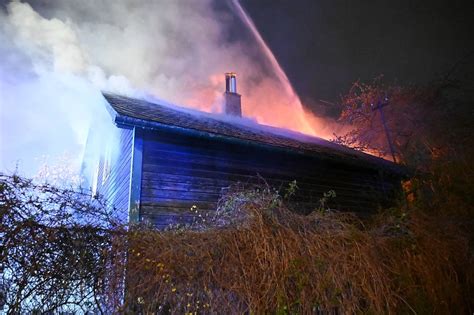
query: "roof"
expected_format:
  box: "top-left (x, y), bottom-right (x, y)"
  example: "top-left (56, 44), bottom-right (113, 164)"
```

top-left (102, 92), bottom-right (405, 175)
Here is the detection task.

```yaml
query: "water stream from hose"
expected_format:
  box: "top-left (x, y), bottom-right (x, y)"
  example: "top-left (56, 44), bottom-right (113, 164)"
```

top-left (230, 0), bottom-right (316, 135)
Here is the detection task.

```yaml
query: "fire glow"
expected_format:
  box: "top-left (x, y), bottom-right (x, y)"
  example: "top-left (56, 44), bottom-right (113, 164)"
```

top-left (183, 0), bottom-right (335, 139)
top-left (229, 0), bottom-right (317, 136)
top-left (0, 0), bottom-right (340, 179)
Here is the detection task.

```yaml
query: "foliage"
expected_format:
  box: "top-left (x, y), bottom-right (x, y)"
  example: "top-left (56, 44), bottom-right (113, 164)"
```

top-left (317, 189), bottom-right (336, 213)
top-left (0, 174), bottom-right (125, 314)
top-left (123, 184), bottom-right (474, 314)
top-left (336, 72), bottom-right (473, 162)
top-left (1, 174), bottom-right (473, 314)
top-left (334, 72), bottom-right (474, 217)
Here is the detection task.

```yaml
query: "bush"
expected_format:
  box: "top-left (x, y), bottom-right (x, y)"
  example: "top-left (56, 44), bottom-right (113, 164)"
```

top-left (0, 174), bottom-right (125, 314)
top-left (2, 175), bottom-right (473, 314)
top-left (123, 185), bottom-right (474, 314)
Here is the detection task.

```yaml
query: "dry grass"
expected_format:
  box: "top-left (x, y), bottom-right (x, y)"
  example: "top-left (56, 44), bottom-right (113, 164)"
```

top-left (2, 174), bottom-right (472, 313)
top-left (117, 187), bottom-right (474, 314)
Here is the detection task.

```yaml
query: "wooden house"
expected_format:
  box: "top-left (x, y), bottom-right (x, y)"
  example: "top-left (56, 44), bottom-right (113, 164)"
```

top-left (87, 74), bottom-right (405, 228)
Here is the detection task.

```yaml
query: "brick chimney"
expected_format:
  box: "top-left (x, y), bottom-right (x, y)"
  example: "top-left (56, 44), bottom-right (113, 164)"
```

top-left (223, 72), bottom-right (242, 117)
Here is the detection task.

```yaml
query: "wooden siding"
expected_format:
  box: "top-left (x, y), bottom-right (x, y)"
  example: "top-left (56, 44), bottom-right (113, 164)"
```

top-left (128, 128), bottom-right (143, 223)
top-left (140, 129), bottom-right (401, 229)
top-left (96, 127), bottom-right (134, 222)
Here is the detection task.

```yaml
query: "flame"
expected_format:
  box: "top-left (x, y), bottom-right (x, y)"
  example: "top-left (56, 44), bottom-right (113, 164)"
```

top-left (179, 73), bottom-right (339, 140)
top-left (151, 0), bottom-right (341, 140)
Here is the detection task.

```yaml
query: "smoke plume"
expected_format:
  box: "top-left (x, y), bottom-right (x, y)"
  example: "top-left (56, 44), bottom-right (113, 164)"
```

top-left (0, 0), bottom-right (338, 180)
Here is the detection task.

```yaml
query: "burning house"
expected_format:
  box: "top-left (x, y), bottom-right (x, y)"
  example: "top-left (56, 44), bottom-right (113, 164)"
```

top-left (87, 73), bottom-right (405, 228)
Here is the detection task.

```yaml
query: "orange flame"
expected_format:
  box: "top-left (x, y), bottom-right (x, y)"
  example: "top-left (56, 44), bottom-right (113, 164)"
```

top-left (181, 73), bottom-right (339, 140)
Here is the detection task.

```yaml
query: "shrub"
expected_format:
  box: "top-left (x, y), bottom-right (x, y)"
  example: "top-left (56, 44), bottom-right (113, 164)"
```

top-left (122, 185), bottom-right (474, 314)
top-left (2, 174), bottom-right (473, 314)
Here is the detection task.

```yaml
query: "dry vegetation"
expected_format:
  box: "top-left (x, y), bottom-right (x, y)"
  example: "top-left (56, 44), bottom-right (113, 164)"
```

top-left (122, 185), bottom-right (473, 314)
top-left (1, 174), bottom-right (473, 314)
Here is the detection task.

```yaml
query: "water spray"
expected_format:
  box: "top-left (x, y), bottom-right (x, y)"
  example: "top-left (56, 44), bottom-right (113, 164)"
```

top-left (229, 0), bottom-right (316, 135)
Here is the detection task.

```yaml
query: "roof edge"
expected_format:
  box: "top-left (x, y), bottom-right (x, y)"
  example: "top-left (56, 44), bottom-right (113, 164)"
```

top-left (101, 91), bottom-right (408, 177)
top-left (102, 92), bottom-right (119, 123)
top-left (114, 112), bottom-right (407, 177)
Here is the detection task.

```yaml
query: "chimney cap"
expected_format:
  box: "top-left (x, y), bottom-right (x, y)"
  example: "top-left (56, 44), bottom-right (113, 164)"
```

top-left (223, 72), bottom-right (241, 117)
top-left (225, 72), bottom-right (238, 94)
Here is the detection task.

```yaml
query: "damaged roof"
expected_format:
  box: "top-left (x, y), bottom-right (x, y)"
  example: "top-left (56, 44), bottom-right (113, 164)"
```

top-left (102, 92), bottom-right (405, 175)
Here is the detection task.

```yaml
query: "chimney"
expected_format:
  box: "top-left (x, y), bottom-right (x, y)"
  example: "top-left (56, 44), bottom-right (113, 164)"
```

top-left (223, 72), bottom-right (242, 117)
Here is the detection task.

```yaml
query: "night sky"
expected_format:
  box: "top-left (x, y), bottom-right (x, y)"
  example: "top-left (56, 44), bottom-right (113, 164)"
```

top-left (241, 0), bottom-right (474, 115)
top-left (2, 0), bottom-right (473, 117)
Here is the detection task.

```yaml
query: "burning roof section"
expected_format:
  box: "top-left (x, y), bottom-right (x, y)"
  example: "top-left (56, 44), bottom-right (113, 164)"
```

top-left (102, 92), bottom-right (405, 175)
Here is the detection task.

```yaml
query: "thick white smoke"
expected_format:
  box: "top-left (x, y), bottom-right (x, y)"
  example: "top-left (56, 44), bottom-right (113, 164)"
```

top-left (0, 0), bottom-right (338, 182)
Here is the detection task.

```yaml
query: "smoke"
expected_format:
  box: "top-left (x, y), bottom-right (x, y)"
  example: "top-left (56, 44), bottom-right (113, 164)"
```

top-left (0, 0), bottom-right (340, 181)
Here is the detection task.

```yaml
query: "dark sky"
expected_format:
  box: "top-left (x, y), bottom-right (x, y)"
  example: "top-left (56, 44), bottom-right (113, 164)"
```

top-left (241, 0), bottom-right (474, 111)
top-left (2, 0), bottom-right (472, 114)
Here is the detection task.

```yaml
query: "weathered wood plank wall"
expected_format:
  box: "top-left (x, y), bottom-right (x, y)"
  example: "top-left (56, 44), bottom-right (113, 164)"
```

top-left (97, 127), bottom-right (134, 221)
top-left (140, 129), bottom-right (401, 229)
